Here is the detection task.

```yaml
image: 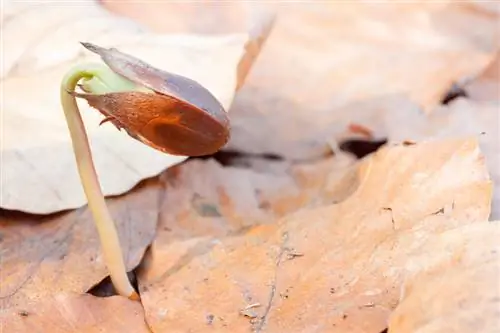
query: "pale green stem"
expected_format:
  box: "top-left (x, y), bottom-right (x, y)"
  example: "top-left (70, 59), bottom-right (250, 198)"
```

top-left (60, 63), bottom-right (139, 300)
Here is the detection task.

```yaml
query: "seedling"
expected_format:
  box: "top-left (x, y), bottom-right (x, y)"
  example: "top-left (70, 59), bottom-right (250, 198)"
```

top-left (60, 42), bottom-right (230, 299)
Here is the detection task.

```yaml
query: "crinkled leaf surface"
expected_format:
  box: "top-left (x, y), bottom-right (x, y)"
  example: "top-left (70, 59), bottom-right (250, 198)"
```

top-left (1, 0), bottom-right (272, 214)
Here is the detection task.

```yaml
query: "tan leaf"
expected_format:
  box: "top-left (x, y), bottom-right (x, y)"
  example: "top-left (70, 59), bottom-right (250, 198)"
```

top-left (137, 138), bottom-right (492, 332)
top-left (102, 1), bottom-right (275, 90)
top-left (466, 52), bottom-right (500, 102)
top-left (1, 0), bottom-right (273, 214)
top-left (424, 99), bottom-right (499, 219)
top-left (224, 1), bottom-right (497, 158)
top-left (327, 96), bottom-right (500, 219)
top-left (0, 293), bottom-right (150, 333)
top-left (142, 151), bottom-right (355, 254)
top-left (0, 179), bottom-right (160, 310)
top-left (388, 222), bottom-right (500, 333)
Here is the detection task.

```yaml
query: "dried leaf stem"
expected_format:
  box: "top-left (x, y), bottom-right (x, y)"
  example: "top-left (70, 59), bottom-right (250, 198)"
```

top-left (60, 63), bottom-right (138, 300)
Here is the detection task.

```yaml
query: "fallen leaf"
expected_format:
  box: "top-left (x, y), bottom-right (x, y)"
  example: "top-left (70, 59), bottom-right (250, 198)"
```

top-left (137, 138), bottom-right (492, 332)
top-left (102, 1), bottom-right (253, 35)
top-left (0, 293), bottom-right (151, 333)
top-left (388, 222), bottom-right (500, 333)
top-left (151, 152), bottom-right (355, 240)
top-left (259, 91), bottom-right (497, 218)
top-left (337, 96), bottom-right (500, 219)
top-left (466, 51), bottom-right (500, 102)
top-left (1, 0), bottom-right (273, 214)
top-left (137, 152), bottom-right (356, 286)
top-left (425, 99), bottom-right (499, 220)
top-left (224, 1), bottom-right (499, 158)
top-left (0, 179), bottom-right (160, 310)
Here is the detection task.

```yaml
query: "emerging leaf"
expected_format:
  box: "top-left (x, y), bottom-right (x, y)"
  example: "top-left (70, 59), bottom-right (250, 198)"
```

top-left (74, 42), bottom-right (230, 156)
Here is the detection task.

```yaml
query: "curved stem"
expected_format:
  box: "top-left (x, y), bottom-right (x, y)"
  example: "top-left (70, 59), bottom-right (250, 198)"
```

top-left (60, 64), bottom-right (139, 300)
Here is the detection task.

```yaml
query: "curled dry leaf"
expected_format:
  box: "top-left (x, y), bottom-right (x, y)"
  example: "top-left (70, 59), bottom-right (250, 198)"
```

top-left (137, 138), bottom-right (492, 332)
top-left (389, 222), bottom-right (500, 333)
top-left (1, 0), bottom-right (273, 214)
top-left (0, 179), bottom-right (160, 310)
top-left (0, 293), bottom-right (150, 333)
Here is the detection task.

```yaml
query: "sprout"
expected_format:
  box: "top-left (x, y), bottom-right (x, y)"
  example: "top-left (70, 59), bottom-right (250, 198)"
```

top-left (60, 42), bottom-right (230, 299)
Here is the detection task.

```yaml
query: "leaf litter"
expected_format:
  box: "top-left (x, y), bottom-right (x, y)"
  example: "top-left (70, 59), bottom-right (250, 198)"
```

top-left (1, 1), bottom-right (499, 333)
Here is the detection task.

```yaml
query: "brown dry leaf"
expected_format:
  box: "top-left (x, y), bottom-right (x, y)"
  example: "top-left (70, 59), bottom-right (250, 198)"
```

top-left (328, 96), bottom-right (500, 219)
top-left (137, 138), bottom-right (492, 332)
top-left (0, 179), bottom-right (160, 310)
top-left (0, 293), bottom-right (150, 333)
top-left (2, 0), bottom-right (273, 214)
top-left (388, 222), bottom-right (500, 333)
top-left (225, 1), bottom-right (499, 158)
top-left (146, 151), bottom-right (356, 244)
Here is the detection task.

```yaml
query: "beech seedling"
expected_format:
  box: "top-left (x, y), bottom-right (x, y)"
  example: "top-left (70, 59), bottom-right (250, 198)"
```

top-left (60, 42), bottom-right (230, 299)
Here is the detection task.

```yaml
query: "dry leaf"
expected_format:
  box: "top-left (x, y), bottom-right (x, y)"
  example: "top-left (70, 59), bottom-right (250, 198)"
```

top-left (388, 222), bottom-right (500, 333)
top-left (102, 1), bottom-right (275, 90)
top-left (137, 138), bottom-right (492, 332)
top-left (466, 51), bottom-right (500, 102)
top-left (252, 85), bottom-right (497, 217)
top-left (331, 96), bottom-right (499, 219)
top-left (0, 293), bottom-right (150, 333)
top-left (0, 179), bottom-right (160, 310)
top-left (2, 0), bottom-right (272, 214)
top-left (224, 1), bottom-right (499, 158)
top-left (424, 99), bottom-right (499, 220)
top-left (153, 152), bottom-right (355, 240)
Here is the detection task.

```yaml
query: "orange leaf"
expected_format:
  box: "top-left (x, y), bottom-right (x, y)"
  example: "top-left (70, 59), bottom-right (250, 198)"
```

top-left (137, 138), bottom-right (491, 332)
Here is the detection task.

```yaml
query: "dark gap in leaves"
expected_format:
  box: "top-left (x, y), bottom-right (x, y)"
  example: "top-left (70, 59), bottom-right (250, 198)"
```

top-left (0, 207), bottom-right (72, 222)
top-left (441, 83), bottom-right (468, 105)
top-left (339, 139), bottom-right (387, 159)
top-left (192, 149), bottom-right (284, 166)
top-left (87, 271), bottom-right (138, 297)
